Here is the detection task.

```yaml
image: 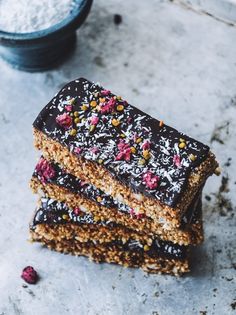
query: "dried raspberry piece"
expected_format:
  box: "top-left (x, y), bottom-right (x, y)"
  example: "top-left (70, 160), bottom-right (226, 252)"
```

top-left (21, 266), bottom-right (38, 284)
top-left (74, 147), bottom-right (83, 155)
top-left (65, 105), bottom-right (72, 112)
top-left (90, 116), bottom-right (99, 125)
top-left (115, 140), bottom-right (132, 161)
top-left (90, 147), bottom-right (99, 154)
top-left (142, 140), bottom-right (151, 150)
top-left (73, 207), bottom-right (81, 215)
top-left (35, 158), bottom-right (55, 184)
top-left (100, 98), bottom-right (116, 114)
top-left (143, 171), bottom-right (159, 189)
top-left (56, 113), bottom-right (72, 129)
top-left (173, 155), bottom-right (181, 167)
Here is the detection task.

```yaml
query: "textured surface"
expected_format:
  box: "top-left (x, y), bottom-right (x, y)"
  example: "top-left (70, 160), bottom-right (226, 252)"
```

top-left (0, 0), bottom-right (236, 314)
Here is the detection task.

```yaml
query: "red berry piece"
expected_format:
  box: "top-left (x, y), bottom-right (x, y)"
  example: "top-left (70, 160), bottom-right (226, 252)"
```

top-left (21, 266), bottom-right (38, 284)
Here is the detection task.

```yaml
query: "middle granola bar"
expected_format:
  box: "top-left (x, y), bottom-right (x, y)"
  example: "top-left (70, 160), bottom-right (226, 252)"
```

top-left (30, 157), bottom-right (203, 246)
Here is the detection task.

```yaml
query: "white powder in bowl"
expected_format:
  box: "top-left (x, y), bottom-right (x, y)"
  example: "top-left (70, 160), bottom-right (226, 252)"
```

top-left (0, 0), bottom-right (77, 33)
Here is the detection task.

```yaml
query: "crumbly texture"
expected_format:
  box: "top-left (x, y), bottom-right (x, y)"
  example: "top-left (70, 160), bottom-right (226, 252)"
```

top-left (30, 223), bottom-right (154, 245)
top-left (30, 231), bottom-right (190, 275)
top-left (34, 128), bottom-right (217, 227)
top-left (30, 177), bottom-right (203, 245)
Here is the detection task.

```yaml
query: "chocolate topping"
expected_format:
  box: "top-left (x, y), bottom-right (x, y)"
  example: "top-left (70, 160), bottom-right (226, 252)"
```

top-left (33, 78), bottom-right (209, 207)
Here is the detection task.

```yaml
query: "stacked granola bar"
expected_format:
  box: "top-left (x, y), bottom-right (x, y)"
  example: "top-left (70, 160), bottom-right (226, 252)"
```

top-left (29, 78), bottom-right (218, 275)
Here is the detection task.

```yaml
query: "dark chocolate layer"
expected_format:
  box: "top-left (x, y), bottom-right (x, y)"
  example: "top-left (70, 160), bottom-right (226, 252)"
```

top-left (32, 157), bottom-right (201, 225)
top-left (33, 78), bottom-right (209, 207)
top-left (31, 197), bottom-right (187, 260)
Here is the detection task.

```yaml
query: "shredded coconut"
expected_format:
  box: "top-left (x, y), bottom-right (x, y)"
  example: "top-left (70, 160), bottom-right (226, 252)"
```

top-left (0, 0), bottom-right (76, 33)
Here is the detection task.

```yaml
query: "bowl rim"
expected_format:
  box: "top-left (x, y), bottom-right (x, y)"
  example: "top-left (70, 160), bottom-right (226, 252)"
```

top-left (0, 0), bottom-right (92, 41)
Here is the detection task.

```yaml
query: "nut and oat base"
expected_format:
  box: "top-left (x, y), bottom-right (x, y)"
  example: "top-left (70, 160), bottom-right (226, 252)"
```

top-left (33, 128), bottom-right (218, 227)
top-left (30, 223), bottom-right (155, 246)
top-left (30, 177), bottom-right (203, 246)
top-left (30, 228), bottom-right (189, 275)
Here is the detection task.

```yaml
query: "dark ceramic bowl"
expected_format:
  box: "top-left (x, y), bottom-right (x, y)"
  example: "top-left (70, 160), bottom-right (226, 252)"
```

top-left (0, 0), bottom-right (93, 71)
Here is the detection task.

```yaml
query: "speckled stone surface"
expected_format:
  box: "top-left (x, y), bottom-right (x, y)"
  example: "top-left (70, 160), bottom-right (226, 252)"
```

top-left (0, 1), bottom-right (235, 314)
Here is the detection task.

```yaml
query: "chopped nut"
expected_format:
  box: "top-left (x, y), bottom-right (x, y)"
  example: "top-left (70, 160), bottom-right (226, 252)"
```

top-left (144, 245), bottom-right (150, 251)
top-left (214, 167), bottom-right (221, 176)
top-left (159, 120), bottom-right (164, 127)
top-left (99, 97), bottom-right (106, 103)
top-left (117, 105), bottom-right (124, 111)
top-left (62, 214), bottom-right (68, 220)
top-left (112, 119), bottom-right (121, 127)
top-left (136, 137), bottom-right (142, 143)
top-left (143, 150), bottom-right (151, 160)
top-left (90, 100), bottom-right (97, 107)
top-left (96, 196), bottom-right (102, 202)
top-left (138, 158), bottom-right (146, 166)
top-left (179, 142), bottom-right (186, 149)
top-left (81, 104), bottom-right (88, 111)
top-left (130, 146), bottom-right (136, 154)
top-left (89, 125), bottom-right (96, 132)
top-left (69, 98), bottom-right (76, 105)
top-left (70, 129), bottom-right (77, 136)
top-left (189, 153), bottom-right (196, 161)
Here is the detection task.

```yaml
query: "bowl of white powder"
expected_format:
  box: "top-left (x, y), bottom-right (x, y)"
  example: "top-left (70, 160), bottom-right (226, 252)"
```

top-left (0, 0), bottom-right (93, 71)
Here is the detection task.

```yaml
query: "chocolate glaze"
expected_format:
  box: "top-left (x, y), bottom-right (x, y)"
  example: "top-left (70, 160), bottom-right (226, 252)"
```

top-left (32, 158), bottom-right (201, 225)
top-left (31, 197), bottom-right (187, 260)
top-left (33, 78), bottom-right (209, 207)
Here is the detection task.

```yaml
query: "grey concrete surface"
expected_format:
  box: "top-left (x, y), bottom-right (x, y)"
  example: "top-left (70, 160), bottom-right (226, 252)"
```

top-left (176, 0), bottom-right (236, 25)
top-left (0, 1), bottom-right (235, 314)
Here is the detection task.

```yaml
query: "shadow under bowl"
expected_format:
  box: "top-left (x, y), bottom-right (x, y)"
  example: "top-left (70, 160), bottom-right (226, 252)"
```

top-left (0, 0), bottom-right (93, 72)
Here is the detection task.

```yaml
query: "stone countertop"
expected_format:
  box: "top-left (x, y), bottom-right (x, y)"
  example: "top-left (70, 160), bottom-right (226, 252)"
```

top-left (0, 1), bottom-right (235, 314)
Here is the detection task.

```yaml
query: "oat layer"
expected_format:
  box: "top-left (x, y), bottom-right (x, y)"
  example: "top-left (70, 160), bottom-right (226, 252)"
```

top-left (30, 228), bottom-right (189, 275)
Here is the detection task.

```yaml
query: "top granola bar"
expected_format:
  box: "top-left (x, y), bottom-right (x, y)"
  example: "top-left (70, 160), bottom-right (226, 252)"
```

top-left (33, 78), bottom-right (215, 208)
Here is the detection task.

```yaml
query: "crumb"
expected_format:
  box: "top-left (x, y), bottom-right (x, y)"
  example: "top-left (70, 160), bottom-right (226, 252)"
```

top-left (205, 195), bottom-right (211, 201)
top-left (114, 14), bottom-right (122, 25)
top-left (224, 157), bottom-right (232, 167)
top-left (231, 301), bottom-right (236, 310)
